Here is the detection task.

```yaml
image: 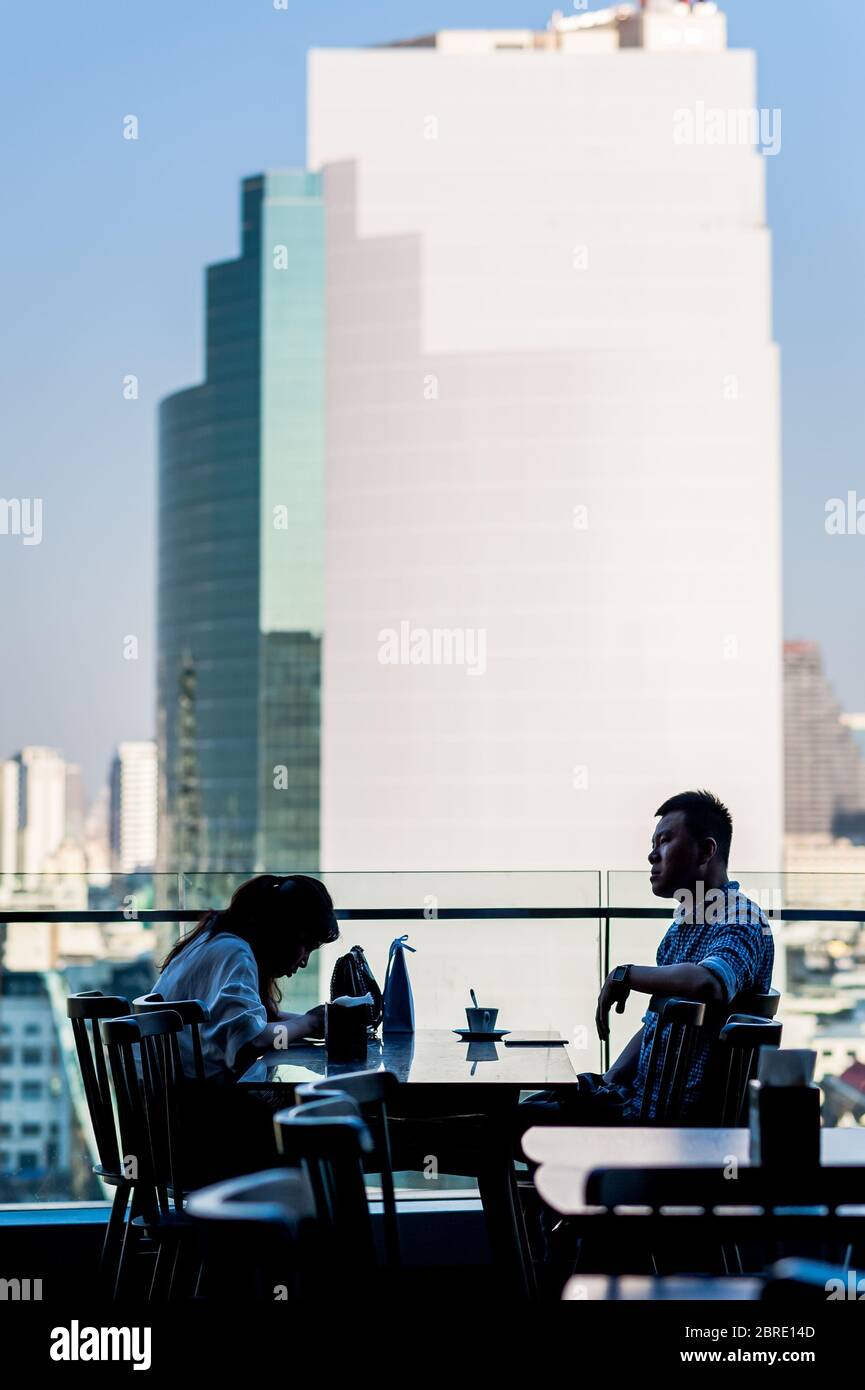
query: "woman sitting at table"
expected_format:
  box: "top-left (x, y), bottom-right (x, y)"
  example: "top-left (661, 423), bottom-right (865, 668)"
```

top-left (154, 872), bottom-right (339, 1082)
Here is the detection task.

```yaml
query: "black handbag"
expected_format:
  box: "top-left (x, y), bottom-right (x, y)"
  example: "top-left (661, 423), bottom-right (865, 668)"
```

top-left (329, 945), bottom-right (383, 1038)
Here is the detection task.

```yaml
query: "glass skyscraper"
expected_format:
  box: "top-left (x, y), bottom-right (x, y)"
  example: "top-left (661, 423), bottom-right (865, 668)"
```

top-left (158, 171), bottom-right (324, 877)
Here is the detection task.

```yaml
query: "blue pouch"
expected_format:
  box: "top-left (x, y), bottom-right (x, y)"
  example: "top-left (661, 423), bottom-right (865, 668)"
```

top-left (382, 934), bottom-right (416, 1033)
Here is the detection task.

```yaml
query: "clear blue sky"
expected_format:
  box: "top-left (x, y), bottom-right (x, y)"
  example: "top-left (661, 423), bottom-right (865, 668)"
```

top-left (1, 0), bottom-right (863, 797)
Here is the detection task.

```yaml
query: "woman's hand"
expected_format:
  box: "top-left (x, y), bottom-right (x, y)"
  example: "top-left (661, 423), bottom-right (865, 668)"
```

top-left (303, 1004), bottom-right (327, 1038)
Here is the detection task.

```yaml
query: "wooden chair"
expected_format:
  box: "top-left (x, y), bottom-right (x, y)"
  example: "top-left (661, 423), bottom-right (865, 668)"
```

top-left (66, 992), bottom-right (134, 1294)
top-left (133, 993), bottom-right (210, 1084)
top-left (642, 989), bottom-right (782, 1125)
top-left (715, 1018), bottom-right (783, 1125)
top-left (100, 1009), bottom-right (193, 1300)
top-left (639, 996), bottom-right (707, 1122)
top-left (695, 988), bottom-right (782, 1031)
top-left (274, 1097), bottom-right (378, 1280)
top-left (295, 1069), bottom-right (400, 1266)
top-left (187, 1168), bottom-right (318, 1300)
top-left (582, 1164), bottom-right (865, 1276)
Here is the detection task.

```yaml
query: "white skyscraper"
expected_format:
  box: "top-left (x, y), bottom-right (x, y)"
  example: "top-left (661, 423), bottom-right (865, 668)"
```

top-left (0, 760), bottom-right (19, 880)
top-left (311, 3), bottom-right (783, 873)
top-left (110, 741), bottom-right (158, 874)
top-left (14, 748), bottom-right (67, 877)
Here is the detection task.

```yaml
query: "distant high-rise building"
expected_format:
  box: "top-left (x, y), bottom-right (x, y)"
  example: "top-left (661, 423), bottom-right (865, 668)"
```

top-left (312, 6), bottom-right (783, 871)
top-left (0, 971), bottom-right (71, 1195)
top-left (158, 173), bottom-right (324, 873)
top-left (83, 785), bottom-right (111, 883)
top-left (841, 713), bottom-right (865, 766)
top-left (0, 760), bottom-right (19, 879)
top-left (13, 748), bottom-right (67, 877)
top-left (109, 741), bottom-right (158, 874)
top-left (784, 642), bottom-right (865, 836)
top-left (64, 765), bottom-right (86, 847)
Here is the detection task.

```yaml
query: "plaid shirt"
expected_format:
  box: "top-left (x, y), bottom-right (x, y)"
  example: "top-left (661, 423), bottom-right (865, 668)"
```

top-left (623, 881), bottom-right (774, 1119)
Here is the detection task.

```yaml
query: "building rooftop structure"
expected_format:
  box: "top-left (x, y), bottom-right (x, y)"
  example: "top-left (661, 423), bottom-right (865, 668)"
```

top-left (381, 2), bottom-right (727, 54)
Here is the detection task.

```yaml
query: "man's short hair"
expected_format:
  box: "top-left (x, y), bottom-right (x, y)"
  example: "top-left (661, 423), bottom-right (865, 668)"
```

top-left (655, 790), bottom-right (733, 865)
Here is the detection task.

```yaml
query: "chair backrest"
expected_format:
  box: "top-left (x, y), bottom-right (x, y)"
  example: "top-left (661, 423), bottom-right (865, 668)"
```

top-left (643, 990), bottom-right (784, 1126)
top-left (729, 988), bottom-right (780, 1021)
top-left (100, 1010), bottom-right (186, 1217)
top-left (716, 1018), bottom-right (783, 1125)
top-left (640, 997), bottom-right (707, 1123)
top-left (703, 989), bottom-right (781, 1029)
top-left (187, 1167), bottom-right (317, 1300)
top-left (585, 1164), bottom-right (865, 1212)
top-left (133, 993), bottom-right (210, 1083)
top-left (66, 992), bottom-right (131, 1176)
top-left (274, 1098), bottom-right (377, 1273)
top-left (295, 1069), bottom-right (400, 1266)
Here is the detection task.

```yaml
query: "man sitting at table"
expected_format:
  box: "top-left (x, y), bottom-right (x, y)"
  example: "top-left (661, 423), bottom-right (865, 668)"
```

top-left (520, 789), bottom-right (774, 1128)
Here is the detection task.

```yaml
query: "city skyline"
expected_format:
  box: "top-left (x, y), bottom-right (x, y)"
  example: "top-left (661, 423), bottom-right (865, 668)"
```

top-left (3, 0), bottom-right (865, 1289)
top-left (2, 0), bottom-right (864, 808)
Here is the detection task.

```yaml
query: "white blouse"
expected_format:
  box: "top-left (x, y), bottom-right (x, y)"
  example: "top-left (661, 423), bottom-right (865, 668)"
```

top-left (153, 926), bottom-right (268, 1080)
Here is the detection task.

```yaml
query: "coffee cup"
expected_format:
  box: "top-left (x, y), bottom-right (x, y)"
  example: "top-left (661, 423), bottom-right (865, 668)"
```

top-left (465, 1006), bottom-right (498, 1034)
top-left (326, 995), bottom-right (372, 1062)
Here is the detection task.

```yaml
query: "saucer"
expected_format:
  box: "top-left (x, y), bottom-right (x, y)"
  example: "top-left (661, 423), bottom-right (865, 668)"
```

top-left (453, 1028), bottom-right (510, 1041)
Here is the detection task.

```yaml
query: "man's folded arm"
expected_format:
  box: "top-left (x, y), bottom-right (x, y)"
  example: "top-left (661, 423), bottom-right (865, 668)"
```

top-left (626, 962), bottom-right (725, 1004)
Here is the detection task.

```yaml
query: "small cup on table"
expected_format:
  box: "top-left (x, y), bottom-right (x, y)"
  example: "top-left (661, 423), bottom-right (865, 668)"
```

top-left (465, 1006), bottom-right (498, 1034)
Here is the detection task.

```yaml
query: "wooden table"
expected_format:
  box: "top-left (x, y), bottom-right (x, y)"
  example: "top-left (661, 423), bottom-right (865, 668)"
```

top-left (522, 1125), bottom-right (865, 1215)
top-left (239, 1028), bottom-right (578, 1298)
top-left (239, 1028), bottom-right (578, 1101)
top-left (525, 1126), bottom-right (865, 1283)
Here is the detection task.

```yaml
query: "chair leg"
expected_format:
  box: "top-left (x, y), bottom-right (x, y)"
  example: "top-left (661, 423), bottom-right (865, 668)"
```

top-left (149, 1231), bottom-right (189, 1302)
top-left (510, 1167), bottom-right (540, 1300)
top-left (167, 1239), bottom-right (185, 1302)
top-left (114, 1188), bottom-right (153, 1300)
top-left (99, 1183), bottom-right (130, 1296)
top-left (477, 1156), bottom-right (537, 1301)
top-left (166, 1233), bottom-right (197, 1302)
top-left (114, 1211), bottom-right (141, 1300)
top-left (379, 1167), bottom-right (401, 1268)
top-left (147, 1237), bottom-right (170, 1302)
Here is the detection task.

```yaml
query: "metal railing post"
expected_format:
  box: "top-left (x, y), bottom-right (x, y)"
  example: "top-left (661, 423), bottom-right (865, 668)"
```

top-left (603, 870), bottom-right (611, 1074)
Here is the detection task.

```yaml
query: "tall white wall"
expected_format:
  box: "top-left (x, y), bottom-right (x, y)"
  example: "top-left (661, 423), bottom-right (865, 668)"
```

top-left (311, 44), bottom-right (783, 873)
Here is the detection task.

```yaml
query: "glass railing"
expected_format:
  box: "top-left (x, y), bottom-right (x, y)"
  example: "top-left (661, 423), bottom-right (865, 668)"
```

top-left (2, 868), bottom-right (864, 1208)
top-left (0, 870), bottom-right (602, 1204)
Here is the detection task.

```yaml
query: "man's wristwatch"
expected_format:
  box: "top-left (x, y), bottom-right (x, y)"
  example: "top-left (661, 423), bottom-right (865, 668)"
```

top-left (611, 964), bottom-right (633, 1012)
